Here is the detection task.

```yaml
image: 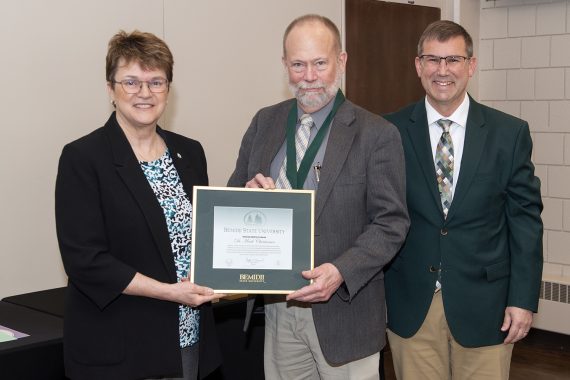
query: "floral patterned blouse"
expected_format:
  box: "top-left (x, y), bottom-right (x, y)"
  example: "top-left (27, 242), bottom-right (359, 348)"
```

top-left (140, 149), bottom-right (199, 348)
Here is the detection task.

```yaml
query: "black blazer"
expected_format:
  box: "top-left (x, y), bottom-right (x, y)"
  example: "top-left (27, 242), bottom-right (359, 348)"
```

top-left (55, 113), bottom-right (220, 380)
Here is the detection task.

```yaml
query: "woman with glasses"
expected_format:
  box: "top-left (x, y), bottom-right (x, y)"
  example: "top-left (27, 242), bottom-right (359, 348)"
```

top-left (55, 30), bottom-right (222, 380)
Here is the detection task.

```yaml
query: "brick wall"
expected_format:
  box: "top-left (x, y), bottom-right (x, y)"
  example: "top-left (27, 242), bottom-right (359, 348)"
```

top-left (478, 0), bottom-right (570, 280)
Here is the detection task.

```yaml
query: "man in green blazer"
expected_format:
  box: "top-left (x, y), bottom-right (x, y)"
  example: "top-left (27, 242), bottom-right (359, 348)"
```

top-left (384, 20), bottom-right (543, 380)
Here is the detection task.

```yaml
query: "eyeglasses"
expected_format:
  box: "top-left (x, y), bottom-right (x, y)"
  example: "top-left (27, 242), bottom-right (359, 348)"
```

top-left (287, 59), bottom-right (330, 74)
top-left (419, 55), bottom-right (470, 68)
top-left (112, 78), bottom-right (169, 94)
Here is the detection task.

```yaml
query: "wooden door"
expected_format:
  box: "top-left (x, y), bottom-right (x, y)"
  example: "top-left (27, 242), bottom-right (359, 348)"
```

top-left (345, 0), bottom-right (440, 115)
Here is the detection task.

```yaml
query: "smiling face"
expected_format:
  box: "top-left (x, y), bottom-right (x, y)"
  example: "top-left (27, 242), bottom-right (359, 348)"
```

top-left (107, 59), bottom-right (169, 131)
top-left (283, 21), bottom-right (347, 113)
top-left (415, 36), bottom-right (476, 116)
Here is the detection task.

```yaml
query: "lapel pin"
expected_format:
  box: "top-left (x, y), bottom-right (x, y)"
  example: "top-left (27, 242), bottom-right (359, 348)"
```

top-left (177, 153), bottom-right (182, 159)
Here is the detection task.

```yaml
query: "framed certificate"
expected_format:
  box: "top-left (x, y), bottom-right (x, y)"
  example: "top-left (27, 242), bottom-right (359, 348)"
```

top-left (190, 186), bottom-right (314, 294)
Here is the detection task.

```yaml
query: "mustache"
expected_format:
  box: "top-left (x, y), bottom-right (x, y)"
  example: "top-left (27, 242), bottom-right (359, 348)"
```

top-left (294, 81), bottom-right (326, 90)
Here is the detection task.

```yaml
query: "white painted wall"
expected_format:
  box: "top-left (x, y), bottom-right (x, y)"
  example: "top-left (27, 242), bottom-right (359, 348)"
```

top-left (0, 0), bottom-right (342, 299)
top-left (0, 0), bottom-right (166, 299)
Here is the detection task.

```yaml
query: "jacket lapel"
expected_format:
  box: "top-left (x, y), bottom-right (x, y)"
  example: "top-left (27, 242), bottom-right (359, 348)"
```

top-left (445, 98), bottom-right (487, 221)
top-left (315, 102), bottom-right (357, 221)
top-left (259, 100), bottom-right (294, 176)
top-left (105, 113), bottom-right (177, 282)
top-left (406, 101), bottom-right (444, 213)
top-left (158, 128), bottom-right (202, 203)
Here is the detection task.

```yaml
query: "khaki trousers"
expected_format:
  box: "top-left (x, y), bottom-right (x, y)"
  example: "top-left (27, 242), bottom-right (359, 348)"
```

top-left (264, 299), bottom-right (380, 380)
top-left (387, 292), bottom-right (513, 380)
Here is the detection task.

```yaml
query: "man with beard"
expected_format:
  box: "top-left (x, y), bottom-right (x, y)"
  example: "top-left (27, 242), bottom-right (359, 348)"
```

top-left (228, 14), bottom-right (409, 379)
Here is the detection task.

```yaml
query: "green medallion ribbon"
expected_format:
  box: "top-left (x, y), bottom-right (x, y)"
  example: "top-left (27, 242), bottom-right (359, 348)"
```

top-left (277, 90), bottom-right (345, 189)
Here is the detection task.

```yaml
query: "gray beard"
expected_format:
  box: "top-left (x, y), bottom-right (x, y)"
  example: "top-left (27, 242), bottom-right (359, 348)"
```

top-left (289, 71), bottom-right (342, 111)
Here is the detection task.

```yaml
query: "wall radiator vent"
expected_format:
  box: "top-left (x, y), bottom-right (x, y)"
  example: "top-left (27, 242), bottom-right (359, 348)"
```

top-left (533, 279), bottom-right (570, 335)
top-left (541, 281), bottom-right (569, 304)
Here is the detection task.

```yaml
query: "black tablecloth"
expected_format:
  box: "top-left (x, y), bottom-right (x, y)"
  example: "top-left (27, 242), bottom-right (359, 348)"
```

top-left (0, 301), bottom-right (64, 379)
top-left (2, 288), bottom-right (264, 380)
top-left (3, 287), bottom-right (66, 318)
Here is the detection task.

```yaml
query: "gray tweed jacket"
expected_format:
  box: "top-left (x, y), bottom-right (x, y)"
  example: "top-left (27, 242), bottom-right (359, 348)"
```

top-left (228, 98), bottom-right (409, 365)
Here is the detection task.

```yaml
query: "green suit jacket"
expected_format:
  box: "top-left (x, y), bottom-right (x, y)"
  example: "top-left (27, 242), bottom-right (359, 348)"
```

top-left (384, 96), bottom-right (543, 347)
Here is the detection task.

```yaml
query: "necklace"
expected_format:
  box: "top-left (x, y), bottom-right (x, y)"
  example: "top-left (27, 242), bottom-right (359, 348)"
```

top-left (132, 135), bottom-right (166, 163)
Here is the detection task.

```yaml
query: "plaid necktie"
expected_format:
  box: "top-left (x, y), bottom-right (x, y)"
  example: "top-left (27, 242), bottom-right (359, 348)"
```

top-left (275, 114), bottom-right (314, 189)
top-left (435, 119), bottom-right (454, 218)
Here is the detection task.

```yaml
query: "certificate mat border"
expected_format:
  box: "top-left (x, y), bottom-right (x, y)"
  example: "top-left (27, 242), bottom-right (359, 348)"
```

top-left (190, 186), bottom-right (315, 294)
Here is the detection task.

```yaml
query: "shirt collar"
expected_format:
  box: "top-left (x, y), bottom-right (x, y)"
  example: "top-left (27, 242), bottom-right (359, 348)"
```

top-left (425, 93), bottom-right (470, 128)
top-left (297, 96), bottom-right (335, 131)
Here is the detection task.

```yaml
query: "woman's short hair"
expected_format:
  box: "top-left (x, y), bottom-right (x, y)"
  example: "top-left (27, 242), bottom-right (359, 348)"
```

top-left (106, 30), bottom-right (174, 83)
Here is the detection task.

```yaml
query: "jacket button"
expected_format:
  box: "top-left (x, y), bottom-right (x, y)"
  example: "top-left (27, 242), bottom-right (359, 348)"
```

top-left (429, 266), bottom-right (438, 272)
top-left (441, 228), bottom-right (448, 236)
